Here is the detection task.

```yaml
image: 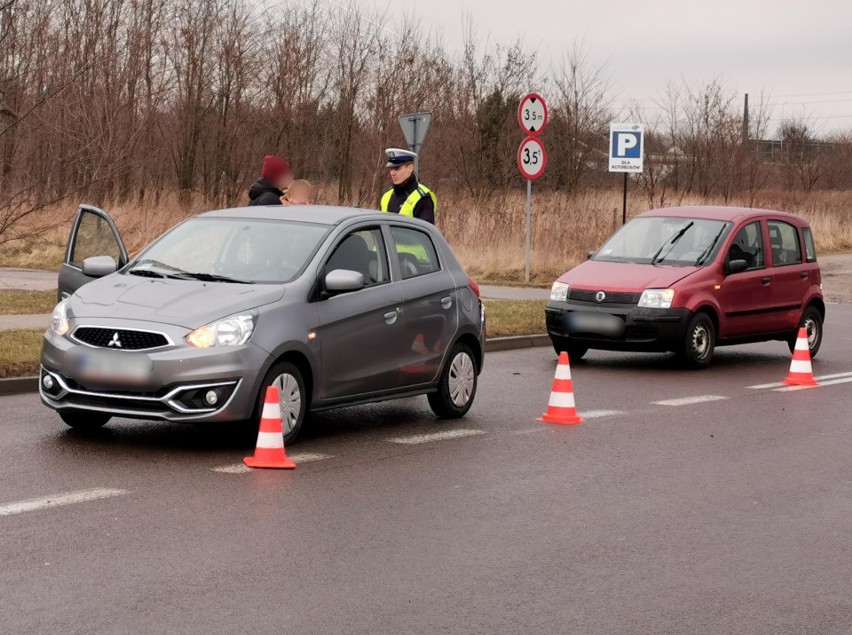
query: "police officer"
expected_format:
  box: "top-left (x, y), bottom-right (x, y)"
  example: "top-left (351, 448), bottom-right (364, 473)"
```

top-left (380, 149), bottom-right (436, 224)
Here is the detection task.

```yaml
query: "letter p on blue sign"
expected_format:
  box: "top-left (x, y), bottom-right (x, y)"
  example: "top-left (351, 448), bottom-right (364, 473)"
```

top-left (614, 131), bottom-right (641, 158)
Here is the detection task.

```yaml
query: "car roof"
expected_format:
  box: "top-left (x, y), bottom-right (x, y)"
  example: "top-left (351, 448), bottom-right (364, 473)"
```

top-left (639, 206), bottom-right (808, 224)
top-left (197, 205), bottom-right (390, 225)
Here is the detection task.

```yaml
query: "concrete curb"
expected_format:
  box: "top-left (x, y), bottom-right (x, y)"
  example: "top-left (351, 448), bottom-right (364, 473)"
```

top-left (484, 334), bottom-right (550, 352)
top-left (0, 376), bottom-right (39, 396)
top-left (0, 334), bottom-right (551, 397)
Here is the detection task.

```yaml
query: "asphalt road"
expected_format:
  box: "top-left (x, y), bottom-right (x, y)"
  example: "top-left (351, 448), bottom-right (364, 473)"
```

top-left (1, 306), bottom-right (852, 634)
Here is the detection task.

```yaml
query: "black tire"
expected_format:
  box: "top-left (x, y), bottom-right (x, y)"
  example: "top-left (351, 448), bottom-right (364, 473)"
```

top-left (255, 361), bottom-right (307, 445)
top-left (679, 312), bottom-right (716, 369)
top-left (428, 343), bottom-right (478, 419)
top-left (59, 409), bottom-right (111, 430)
top-left (551, 337), bottom-right (588, 361)
top-left (788, 305), bottom-right (823, 359)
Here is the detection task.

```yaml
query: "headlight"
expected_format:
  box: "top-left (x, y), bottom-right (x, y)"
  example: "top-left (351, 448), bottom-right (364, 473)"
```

top-left (550, 282), bottom-right (570, 302)
top-left (638, 289), bottom-right (675, 309)
top-left (48, 300), bottom-right (70, 336)
top-left (186, 312), bottom-right (257, 348)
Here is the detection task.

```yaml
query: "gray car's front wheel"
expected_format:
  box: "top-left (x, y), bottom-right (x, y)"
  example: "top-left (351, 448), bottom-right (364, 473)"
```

top-left (255, 361), bottom-right (307, 445)
top-left (428, 343), bottom-right (478, 418)
top-left (59, 409), bottom-right (111, 431)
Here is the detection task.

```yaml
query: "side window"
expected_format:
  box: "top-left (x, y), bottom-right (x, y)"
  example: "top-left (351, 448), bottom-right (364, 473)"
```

top-left (71, 211), bottom-right (121, 267)
top-left (803, 228), bottom-right (817, 263)
top-left (726, 221), bottom-right (764, 270)
top-left (768, 221), bottom-right (803, 267)
top-left (390, 227), bottom-right (440, 279)
top-left (326, 228), bottom-right (389, 287)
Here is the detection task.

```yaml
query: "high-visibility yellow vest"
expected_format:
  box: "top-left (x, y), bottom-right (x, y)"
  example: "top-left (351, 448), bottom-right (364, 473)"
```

top-left (380, 184), bottom-right (437, 217)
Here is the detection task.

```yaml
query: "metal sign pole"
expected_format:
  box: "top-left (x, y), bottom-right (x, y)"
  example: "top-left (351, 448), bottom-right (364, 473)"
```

top-left (525, 179), bottom-right (532, 283)
top-left (622, 173), bottom-right (628, 225)
top-left (411, 118), bottom-right (419, 175)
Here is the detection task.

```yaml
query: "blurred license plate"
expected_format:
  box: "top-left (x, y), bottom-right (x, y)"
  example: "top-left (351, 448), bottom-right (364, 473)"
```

top-left (565, 312), bottom-right (625, 337)
top-left (69, 349), bottom-right (152, 385)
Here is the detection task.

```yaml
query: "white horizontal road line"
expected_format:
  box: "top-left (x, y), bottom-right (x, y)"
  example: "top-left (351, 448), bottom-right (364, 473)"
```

top-left (749, 371), bottom-right (852, 390)
top-left (0, 488), bottom-right (128, 517)
top-left (388, 429), bottom-right (485, 445)
top-left (653, 395), bottom-right (728, 407)
top-left (212, 452), bottom-right (333, 473)
top-left (582, 410), bottom-right (624, 419)
top-left (774, 376), bottom-right (852, 392)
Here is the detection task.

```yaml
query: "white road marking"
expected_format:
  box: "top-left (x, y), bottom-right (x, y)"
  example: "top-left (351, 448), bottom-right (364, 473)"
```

top-left (653, 395), bottom-right (728, 407)
top-left (388, 429), bottom-right (485, 445)
top-left (212, 452), bottom-right (333, 473)
top-left (749, 371), bottom-right (852, 390)
top-left (0, 488), bottom-right (128, 517)
top-left (582, 410), bottom-right (624, 419)
top-left (774, 376), bottom-right (852, 392)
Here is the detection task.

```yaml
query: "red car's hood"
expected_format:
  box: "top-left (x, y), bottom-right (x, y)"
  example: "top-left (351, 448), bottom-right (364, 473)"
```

top-left (558, 260), bottom-right (699, 291)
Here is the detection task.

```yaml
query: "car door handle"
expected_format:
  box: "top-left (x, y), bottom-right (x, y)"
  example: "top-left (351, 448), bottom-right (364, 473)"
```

top-left (384, 310), bottom-right (398, 325)
top-left (441, 296), bottom-right (453, 310)
top-left (800, 271), bottom-right (809, 280)
top-left (761, 277), bottom-right (771, 286)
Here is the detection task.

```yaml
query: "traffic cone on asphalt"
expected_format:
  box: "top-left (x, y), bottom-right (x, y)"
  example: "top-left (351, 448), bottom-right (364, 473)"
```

top-left (243, 386), bottom-right (296, 469)
top-left (538, 352), bottom-right (584, 425)
top-left (783, 327), bottom-right (819, 387)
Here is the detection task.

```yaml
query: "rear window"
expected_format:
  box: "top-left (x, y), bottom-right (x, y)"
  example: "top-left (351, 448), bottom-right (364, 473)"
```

top-left (768, 221), bottom-right (803, 267)
top-left (803, 227), bottom-right (817, 263)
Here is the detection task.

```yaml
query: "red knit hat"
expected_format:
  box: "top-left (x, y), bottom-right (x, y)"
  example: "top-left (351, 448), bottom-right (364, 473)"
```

top-left (261, 155), bottom-right (291, 182)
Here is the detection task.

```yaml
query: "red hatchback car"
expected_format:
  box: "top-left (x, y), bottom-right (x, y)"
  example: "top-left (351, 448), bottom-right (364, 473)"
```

top-left (546, 207), bottom-right (824, 368)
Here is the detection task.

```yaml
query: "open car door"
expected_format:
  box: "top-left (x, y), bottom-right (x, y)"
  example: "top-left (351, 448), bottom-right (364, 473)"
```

top-left (57, 205), bottom-right (128, 301)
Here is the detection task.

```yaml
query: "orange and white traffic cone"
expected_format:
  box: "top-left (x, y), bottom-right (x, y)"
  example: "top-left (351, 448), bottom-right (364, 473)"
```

top-left (243, 386), bottom-right (296, 469)
top-left (783, 327), bottom-right (819, 387)
top-left (538, 351), bottom-right (584, 425)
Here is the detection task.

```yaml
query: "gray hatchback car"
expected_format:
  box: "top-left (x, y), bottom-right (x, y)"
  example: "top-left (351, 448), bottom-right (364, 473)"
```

top-left (41, 205), bottom-right (485, 443)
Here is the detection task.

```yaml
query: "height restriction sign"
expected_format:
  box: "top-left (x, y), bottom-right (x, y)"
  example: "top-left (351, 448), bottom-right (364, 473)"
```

top-left (517, 136), bottom-right (547, 180)
top-left (518, 93), bottom-right (548, 136)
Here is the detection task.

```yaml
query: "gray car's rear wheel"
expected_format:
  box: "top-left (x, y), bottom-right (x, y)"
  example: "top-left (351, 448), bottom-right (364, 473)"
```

top-left (59, 409), bottom-right (111, 430)
top-left (256, 361), bottom-right (306, 445)
top-left (428, 343), bottom-right (478, 418)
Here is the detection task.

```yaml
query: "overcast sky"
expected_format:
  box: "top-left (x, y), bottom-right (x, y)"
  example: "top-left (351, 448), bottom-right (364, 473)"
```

top-left (351, 0), bottom-right (852, 137)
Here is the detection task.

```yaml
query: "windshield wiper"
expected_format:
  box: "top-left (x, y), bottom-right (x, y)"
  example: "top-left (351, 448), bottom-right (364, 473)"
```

top-left (127, 268), bottom-right (169, 278)
top-left (694, 225), bottom-right (728, 266)
top-left (650, 221), bottom-right (694, 264)
top-left (170, 272), bottom-right (255, 284)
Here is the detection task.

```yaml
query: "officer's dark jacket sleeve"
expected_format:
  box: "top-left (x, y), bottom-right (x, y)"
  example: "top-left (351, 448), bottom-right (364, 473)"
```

top-left (412, 194), bottom-right (435, 224)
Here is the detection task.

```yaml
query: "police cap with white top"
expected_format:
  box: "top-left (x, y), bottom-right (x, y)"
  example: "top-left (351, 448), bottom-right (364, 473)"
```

top-left (385, 148), bottom-right (417, 168)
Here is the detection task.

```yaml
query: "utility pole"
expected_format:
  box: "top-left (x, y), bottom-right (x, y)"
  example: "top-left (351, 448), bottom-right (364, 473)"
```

top-left (742, 93), bottom-right (749, 143)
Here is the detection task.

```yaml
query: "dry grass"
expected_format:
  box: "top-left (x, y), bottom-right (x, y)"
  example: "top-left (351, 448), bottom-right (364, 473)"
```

top-left (483, 299), bottom-right (546, 337)
top-left (0, 290), bottom-right (58, 315)
top-left (1, 188), bottom-right (851, 285)
top-left (0, 329), bottom-right (43, 378)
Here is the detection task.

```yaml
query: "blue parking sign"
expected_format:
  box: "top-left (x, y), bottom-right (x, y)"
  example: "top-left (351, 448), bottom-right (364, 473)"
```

top-left (609, 123), bottom-right (644, 173)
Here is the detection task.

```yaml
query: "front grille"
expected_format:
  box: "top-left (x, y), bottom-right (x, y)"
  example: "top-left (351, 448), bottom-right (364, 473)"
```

top-left (569, 289), bottom-right (641, 305)
top-left (72, 327), bottom-right (169, 350)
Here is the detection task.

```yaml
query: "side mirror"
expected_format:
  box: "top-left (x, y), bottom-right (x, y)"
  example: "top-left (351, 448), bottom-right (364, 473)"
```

top-left (82, 255), bottom-right (118, 278)
top-left (587, 250), bottom-right (596, 260)
top-left (726, 259), bottom-right (748, 275)
top-left (324, 269), bottom-right (365, 295)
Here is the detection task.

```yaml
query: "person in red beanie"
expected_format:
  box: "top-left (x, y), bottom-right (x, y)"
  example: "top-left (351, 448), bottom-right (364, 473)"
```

top-left (248, 155), bottom-right (293, 206)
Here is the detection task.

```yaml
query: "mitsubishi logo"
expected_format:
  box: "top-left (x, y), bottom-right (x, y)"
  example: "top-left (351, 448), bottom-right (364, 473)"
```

top-left (595, 291), bottom-right (606, 303)
top-left (107, 332), bottom-right (122, 348)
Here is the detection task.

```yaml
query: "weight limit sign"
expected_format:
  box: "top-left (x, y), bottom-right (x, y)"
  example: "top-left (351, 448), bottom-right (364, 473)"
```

top-left (517, 136), bottom-right (547, 181)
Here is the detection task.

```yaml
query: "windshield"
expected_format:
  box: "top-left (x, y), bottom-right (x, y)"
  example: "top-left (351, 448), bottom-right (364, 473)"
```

top-left (126, 218), bottom-right (331, 283)
top-left (594, 217), bottom-right (732, 266)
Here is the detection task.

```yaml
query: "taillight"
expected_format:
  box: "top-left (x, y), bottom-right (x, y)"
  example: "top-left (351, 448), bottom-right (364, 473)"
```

top-left (468, 277), bottom-right (481, 298)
